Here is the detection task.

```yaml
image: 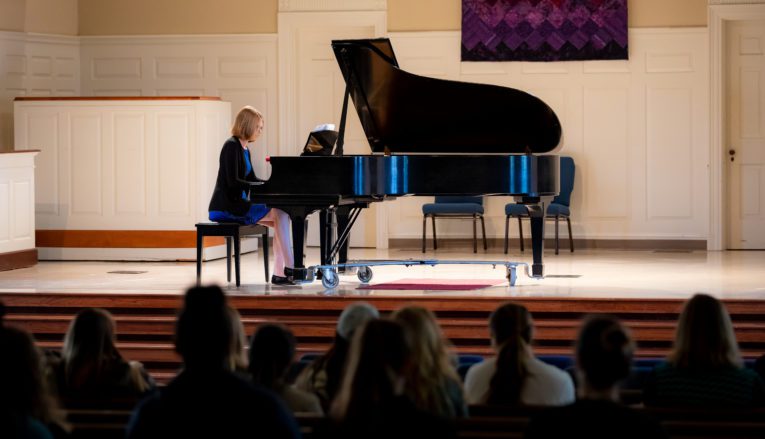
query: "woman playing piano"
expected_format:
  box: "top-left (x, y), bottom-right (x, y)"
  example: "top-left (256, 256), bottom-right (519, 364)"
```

top-left (208, 106), bottom-right (295, 285)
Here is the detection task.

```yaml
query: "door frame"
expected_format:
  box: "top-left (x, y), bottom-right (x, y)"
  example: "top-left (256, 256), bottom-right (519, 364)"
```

top-left (709, 1), bottom-right (765, 250)
top-left (277, 2), bottom-right (389, 248)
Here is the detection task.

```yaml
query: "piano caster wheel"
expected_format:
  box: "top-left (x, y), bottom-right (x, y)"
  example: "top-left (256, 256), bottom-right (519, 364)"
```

top-left (357, 266), bottom-right (373, 284)
top-left (321, 268), bottom-right (340, 289)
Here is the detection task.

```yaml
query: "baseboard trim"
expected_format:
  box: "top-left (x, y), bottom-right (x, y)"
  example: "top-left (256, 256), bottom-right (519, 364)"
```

top-left (0, 249), bottom-right (38, 271)
top-left (36, 230), bottom-right (225, 249)
top-left (392, 238), bottom-right (707, 251)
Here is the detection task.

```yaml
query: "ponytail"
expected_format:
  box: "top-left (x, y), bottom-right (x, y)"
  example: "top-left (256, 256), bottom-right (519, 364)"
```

top-left (486, 303), bottom-right (532, 405)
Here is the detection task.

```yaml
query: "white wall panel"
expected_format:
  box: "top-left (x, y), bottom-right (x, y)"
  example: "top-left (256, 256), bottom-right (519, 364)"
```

top-left (114, 112), bottom-right (146, 215)
top-left (92, 58), bottom-right (142, 79)
top-left (0, 152), bottom-right (37, 254)
top-left (70, 113), bottom-right (102, 215)
top-left (646, 88), bottom-right (693, 219)
top-left (0, 32), bottom-right (80, 153)
top-left (583, 88), bottom-right (630, 219)
top-left (25, 112), bottom-right (58, 214)
top-left (13, 180), bottom-right (31, 239)
top-left (0, 182), bottom-right (8, 241)
top-left (155, 57), bottom-right (204, 79)
top-left (157, 112), bottom-right (190, 215)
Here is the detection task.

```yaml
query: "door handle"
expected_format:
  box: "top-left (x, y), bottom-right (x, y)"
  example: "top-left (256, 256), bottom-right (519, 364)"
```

top-left (729, 149), bottom-right (736, 162)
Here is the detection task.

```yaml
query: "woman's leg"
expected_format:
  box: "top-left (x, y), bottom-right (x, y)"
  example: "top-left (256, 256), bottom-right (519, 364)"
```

top-left (257, 208), bottom-right (294, 277)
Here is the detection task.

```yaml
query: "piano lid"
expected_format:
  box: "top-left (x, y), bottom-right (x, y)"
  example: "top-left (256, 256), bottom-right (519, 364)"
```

top-left (332, 38), bottom-right (563, 154)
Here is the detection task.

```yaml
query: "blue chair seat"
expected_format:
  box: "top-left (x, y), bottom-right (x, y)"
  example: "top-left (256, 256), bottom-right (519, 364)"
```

top-left (422, 196), bottom-right (487, 253)
top-left (547, 203), bottom-right (570, 217)
top-left (423, 203), bottom-right (484, 215)
top-left (505, 204), bottom-right (529, 216)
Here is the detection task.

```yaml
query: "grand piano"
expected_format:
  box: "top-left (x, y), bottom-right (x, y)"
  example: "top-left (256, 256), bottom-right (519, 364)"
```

top-left (250, 38), bottom-right (561, 282)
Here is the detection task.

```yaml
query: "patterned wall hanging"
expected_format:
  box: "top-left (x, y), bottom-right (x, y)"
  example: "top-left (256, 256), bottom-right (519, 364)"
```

top-left (462, 0), bottom-right (628, 62)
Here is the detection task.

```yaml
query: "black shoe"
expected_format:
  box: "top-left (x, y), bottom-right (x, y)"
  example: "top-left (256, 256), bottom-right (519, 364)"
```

top-left (271, 275), bottom-right (295, 286)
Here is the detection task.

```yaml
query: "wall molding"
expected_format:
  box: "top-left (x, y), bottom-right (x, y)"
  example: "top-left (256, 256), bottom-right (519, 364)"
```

top-left (278, 0), bottom-right (386, 12)
top-left (709, 0), bottom-right (765, 5)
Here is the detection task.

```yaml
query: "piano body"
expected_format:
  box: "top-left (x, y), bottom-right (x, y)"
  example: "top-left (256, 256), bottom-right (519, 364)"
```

top-left (250, 38), bottom-right (561, 281)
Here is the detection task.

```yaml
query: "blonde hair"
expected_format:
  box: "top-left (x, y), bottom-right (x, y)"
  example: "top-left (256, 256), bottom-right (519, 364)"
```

top-left (62, 308), bottom-right (121, 389)
top-left (227, 307), bottom-right (248, 373)
top-left (231, 106), bottom-right (263, 140)
top-left (330, 319), bottom-right (410, 421)
top-left (670, 294), bottom-right (742, 370)
top-left (391, 306), bottom-right (463, 418)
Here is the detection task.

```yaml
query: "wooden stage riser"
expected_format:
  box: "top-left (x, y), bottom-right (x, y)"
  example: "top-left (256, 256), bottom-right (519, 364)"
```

top-left (4, 292), bottom-right (765, 377)
top-left (3, 293), bottom-right (765, 316)
top-left (10, 316), bottom-right (765, 344)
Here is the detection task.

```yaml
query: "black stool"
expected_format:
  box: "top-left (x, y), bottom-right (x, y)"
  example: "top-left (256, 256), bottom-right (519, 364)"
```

top-left (196, 223), bottom-right (269, 286)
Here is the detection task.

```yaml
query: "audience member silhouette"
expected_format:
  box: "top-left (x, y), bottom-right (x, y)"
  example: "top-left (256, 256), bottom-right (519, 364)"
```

top-left (126, 285), bottom-right (300, 439)
top-left (464, 303), bottom-right (574, 406)
top-left (249, 324), bottom-right (323, 414)
top-left (391, 306), bottom-right (466, 417)
top-left (755, 354), bottom-right (765, 383)
top-left (643, 294), bottom-right (765, 407)
top-left (49, 308), bottom-right (154, 404)
top-left (525, 315), bottom-right (667, 439)
top-left (0, 305), bottom-right (65, 439)
top-left (295, 301), bottom-right (379, 410)
top-left (328, 319), bottom-right (455, 439)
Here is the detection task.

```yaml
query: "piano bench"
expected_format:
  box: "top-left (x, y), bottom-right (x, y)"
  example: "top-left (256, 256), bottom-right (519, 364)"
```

top-left (195, 223), bottom-right (269, 287)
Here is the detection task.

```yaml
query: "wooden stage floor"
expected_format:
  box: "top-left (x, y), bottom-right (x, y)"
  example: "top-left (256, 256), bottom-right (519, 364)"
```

top-left (0, 247), bottom-right (763, 300)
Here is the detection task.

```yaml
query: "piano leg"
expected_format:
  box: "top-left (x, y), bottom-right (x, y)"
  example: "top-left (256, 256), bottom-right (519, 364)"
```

top-left (282, 212), bottom-right (313, 282)
top-left (319, 206), bottom-right (351, 267)
top-left (336, 206), bottom-right (351, 265)
top-left (527, 204), bottom-right (545, 278)
top-left (319, 208), bottom-right (335, 266)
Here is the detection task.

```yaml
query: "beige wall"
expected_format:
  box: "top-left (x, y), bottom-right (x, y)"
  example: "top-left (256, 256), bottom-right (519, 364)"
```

top-left (25, 0), bottom-right (78, 35)
top-left (78, 0), bottom-right (277, 35)
top-left (0, 0), bottom-right (28, 32)
top-left (387, 0), bottom-right (708, 32)
top-left (0, 0), bottom-right (77, 35)
top-left (1, 0), bottom-right (711, 36)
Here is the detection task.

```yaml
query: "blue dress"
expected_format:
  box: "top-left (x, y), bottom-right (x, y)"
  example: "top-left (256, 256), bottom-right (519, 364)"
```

top-left (209, 147), bottom-right (269, 224)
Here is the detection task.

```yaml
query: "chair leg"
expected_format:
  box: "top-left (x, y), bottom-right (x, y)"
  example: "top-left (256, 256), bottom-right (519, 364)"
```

top-left (480, 215), bottom-right (487, 251)
top-left (225, 236), bottom-right (232, 283)
top-left (422, 215), bottom-right (427, 253)
top-left (554, 215), bottom-right (560, 255)
top-left (567, 217), bottom-right (574, 253)
top-left (234, 234), bottom-right (241, 287)
top-left (472, 215), bottom-right (477, 254)
top-left (504, 215), bottom-right (510, 254)
top-left (432, 215), bottom-right (437, 250)
top-left (196, 232), bottom-right (203, 285)
top-left (262, 232), bottom-right (270, 282)
top-left (518, 217), bottom-right (524, 252)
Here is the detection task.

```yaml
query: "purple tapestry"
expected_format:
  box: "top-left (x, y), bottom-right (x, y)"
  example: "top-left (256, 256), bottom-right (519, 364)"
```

top-left (462, 0), bottom-right (628, 62)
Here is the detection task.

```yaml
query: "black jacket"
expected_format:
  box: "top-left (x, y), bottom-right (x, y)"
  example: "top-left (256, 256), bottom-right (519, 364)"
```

top-left (208, 137), bottom-right (262, 216)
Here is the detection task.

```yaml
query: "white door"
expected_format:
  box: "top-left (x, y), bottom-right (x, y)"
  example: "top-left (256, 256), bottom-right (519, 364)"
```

top-left (727, 20), bottom-right (765, 249)
top-left (296, 27), bottom-right (378, 248)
